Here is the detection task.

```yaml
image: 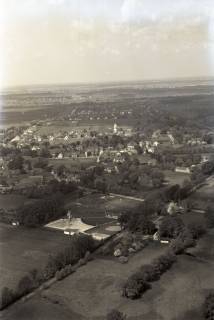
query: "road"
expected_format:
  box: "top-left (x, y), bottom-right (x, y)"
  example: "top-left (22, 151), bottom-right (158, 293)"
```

top-left (79, 186), bottom-right (145, 202)
top-left (109, 193), bottom-right (144, 202)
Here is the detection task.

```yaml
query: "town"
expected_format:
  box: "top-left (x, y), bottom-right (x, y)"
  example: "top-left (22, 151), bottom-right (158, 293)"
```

top-left (0, 81), bottom-right (214, 320)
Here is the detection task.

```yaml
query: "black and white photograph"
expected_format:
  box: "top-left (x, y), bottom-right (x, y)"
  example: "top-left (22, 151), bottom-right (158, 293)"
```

top-left (0, 1), bottom-right (214, 319)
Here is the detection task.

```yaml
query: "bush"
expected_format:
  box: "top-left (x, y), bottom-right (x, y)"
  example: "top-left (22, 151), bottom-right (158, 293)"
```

top-left (122, 252), bottom-right (176, 300)
top-left (169, 238), bottom-right (185, 254)
top-left (55, 270), bottom-right (61, 281)
top-left (28, 268), bottom-right (44, 289)
top-left (205, 207), bottom-right (214, 229)
top-left (77, 258), bottom-right (86, 267)
top-left (84, 251), bottom-right (91, 261)
top-left (139, 264), bottom-right (160, 282)
top-left (0, 287), bottom-right (15, 309)
top-left (107, 309), bottom-right (126, 320)
top-left (17, 275), bottom-right (34, 296)
top-left (122, 277), bottom-right (150, 299)
top-left (61, 269), bottom-right (67, 279)
top-left (55, 268), bottom-right (72, 281)
top-left (170, 229), bottom-right (196, 254)
top-left (203, 293), bottom-right (214, 320)
top-left (63, 264), bottom-right (74, 276)
top-left (118, 256), bottom-right (128, 264)
top-left (159, 216), bottom-right (184, 239)
top-left (127, 214), bottom-right (156, 234)
top-left (152, 252), bottom-right (176, 274)
top-left (64, 265), bottom-right (70, 276)
top-left (56, 268), bottom-right (67, 281)
top-left (188, 222), bottom-right (206, 239)
top-left (44, 234), bottom-right (96, 279)
top-left (43, 255), bottom-right (59, 280)
top-left (66, 264), bottom-right (73, 274)
top-left (42, 283), bottom-right (50, 290)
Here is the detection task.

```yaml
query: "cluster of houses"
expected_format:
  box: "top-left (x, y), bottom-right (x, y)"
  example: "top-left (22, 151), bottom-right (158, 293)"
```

top-left (1, 118), bottom-right (214, 200)
top-left (6, 119), bottom-right (211, 164)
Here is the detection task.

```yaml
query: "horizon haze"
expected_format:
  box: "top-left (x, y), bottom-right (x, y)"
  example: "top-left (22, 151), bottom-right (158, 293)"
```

top-left (0, 0), bottom-right (214, 88)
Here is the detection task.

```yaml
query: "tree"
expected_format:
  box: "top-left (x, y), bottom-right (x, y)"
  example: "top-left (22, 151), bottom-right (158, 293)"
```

top-left (118, 212), bottom-right (130, 229)
top-left (159, 216), bottom-right (184, 239)
top-left (123, 277), bottom-right (150, 299)
top-left (170, 228), bottom-right (195, 254)
top-left (1, 287), bottom-right (15, 309)
top-left (17, 275), bottom-right (33, 296)
top-left (139, 264), bottom-right (160, 282)
top-left (17, 194), bottom-right (64, 227)
top-left (56, 165), bottom-right (66, 177)
top-left (136, 215), bottom-right (156, 235)
top-left (123, 278), bottom-right (144, 299)
top-left (34, 157), bottom-right (48, 169)
top-left (139, 173), bottom-right (150, 188)
top-left (8, 155), bottom-right (24, 170)
top-left (151, 169), bottom-right (164, 185)
top-left (94, 177), bottom-right (106, 193)
top-left (188, 222), bottom-right (206, 239)
top-left (29, 268), bottom-right (43, 287)
top-left (39, 147), bottom-right (51, 158)
top-left (128, 171), bottom-right (139, 188)
top-left (152, 252), bottom-right (177, 274)
top-left (94, 165), bottom-right (104, 176)
top-left (205, 207), bottom-right (214, 228)
top-left (165, 184), bottom-right (181, 202)
top-left (24, 159), bottom-right (32, 171)
top-left (203, 293), bottom-right (214, 320)
top-left (203, 134), bottom-right (213, 145)
top-left (181, 179), bottom-right (193, 193)
top-left (44, 255), bottom-right (58, 280)
top-left (43, 234), bottom-right (96, 280)
top-left (58, 180), bottom-right (77, 194)
top-left (202, 161), bottom-right (214, 175)
top-left (107, 310), bottom-right (126, 320)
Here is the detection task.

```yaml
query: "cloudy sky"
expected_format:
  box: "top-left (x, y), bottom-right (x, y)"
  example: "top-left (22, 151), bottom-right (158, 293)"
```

top-left (0, 0), bottom-right (214, 87)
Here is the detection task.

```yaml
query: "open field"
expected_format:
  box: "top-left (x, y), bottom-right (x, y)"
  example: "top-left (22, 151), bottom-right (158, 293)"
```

top-left (0, 223), bottom-right (71, 291)
top-left (35, 119), bottom-right (119, 135)
top-left (36, 124), bottom-right (76, 136)
top-left (180, 211), bottom-right (205, 226)
top-left (0, 194), bottom-right (28, 210)
top-left (0, 106), bottom-right (58, 128)
top-left (3, 231), bottom-right (214, 320)
top-left (164, 170), bottom-right (190, 186)
top-left (64, 193), bottom-right (140, 225)
top-left (2, 241), bottom-right (167, 320)
top-left (190, 175), bottom-right (214, 209)
top-left (49, 157), bottom-right (97, 169)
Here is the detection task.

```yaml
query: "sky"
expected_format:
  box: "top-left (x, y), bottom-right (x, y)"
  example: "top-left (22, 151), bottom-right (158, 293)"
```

top-left (0, 0), bottom-right (214, 87)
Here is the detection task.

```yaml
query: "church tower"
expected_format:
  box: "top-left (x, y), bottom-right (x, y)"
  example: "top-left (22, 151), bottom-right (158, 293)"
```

top-left (113, 123), bottom-right (118, 134)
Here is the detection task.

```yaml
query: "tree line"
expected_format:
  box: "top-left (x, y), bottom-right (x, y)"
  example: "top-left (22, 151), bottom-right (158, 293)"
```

top-left (17, 193), bottom-right (64, 227)
top-left (0, 234), bottom-right (97, 310)
top-left (122, 225), bottom-right (199, 300)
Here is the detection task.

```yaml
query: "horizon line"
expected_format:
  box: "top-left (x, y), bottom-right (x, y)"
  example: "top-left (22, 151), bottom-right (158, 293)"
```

top-left (1, 75), bottom-right (214, 91)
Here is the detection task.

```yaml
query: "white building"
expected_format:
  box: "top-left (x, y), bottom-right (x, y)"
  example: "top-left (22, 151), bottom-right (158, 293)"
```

top-left (175, 167), bottom-right (191, 174)
top-left (57, 153), bottom-right (64, 159)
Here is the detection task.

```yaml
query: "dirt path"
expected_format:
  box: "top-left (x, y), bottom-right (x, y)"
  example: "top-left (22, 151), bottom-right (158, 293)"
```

top-left (109, 193), bottom-right (145, 202)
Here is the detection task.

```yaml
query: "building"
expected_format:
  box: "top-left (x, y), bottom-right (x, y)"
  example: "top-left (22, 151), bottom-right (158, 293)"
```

top-left (57, 152), bottom-right (64, 159)
top-left (113, 123), bottom-right (118, 134)
top-left (175, 167), bottom-right (191, 174)
top-left (11, 135), bottom-right (21, 143)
